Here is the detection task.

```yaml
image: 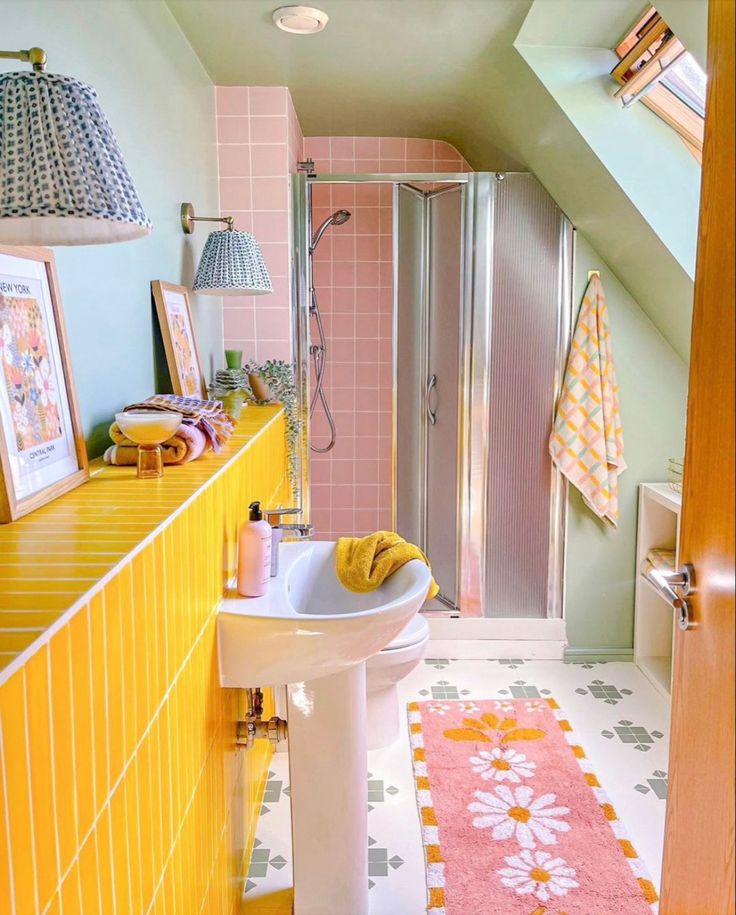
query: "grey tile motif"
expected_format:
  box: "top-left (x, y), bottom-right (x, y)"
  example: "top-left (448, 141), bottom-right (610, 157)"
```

top-left (496, 659), bottom-right (525, 669)
top-left (499, 680), bottom-right (552, 699)
top-left (261, 770), bottom-right (289, 814)
top-left (635, 770), bottom-right (668, 799)
top-left (601, 720), bottom-right (664, 752)
top-left (367, 772), bottom-right (399, 811)
top-left (367, 836), bottom-right (404, 889)
top-left (564, 660), bottom-right (609, 669)
top-left (246, 839), bottom-right (287, 889)
top-left (418, 680), bottom-right (471, 699)
top-left (424, 658), bottom-right (453, 670)
top-left (575, 680), bottom-right (633, 705)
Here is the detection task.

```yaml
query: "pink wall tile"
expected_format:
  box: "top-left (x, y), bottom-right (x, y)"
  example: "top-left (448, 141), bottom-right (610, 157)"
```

top-left (249, 87), bottom-right (288, 116)
top-left (218, 87), bottom-right (303, 364)
top-left (355, 137), bottom-right (380, 158)
top-left (220, 178), bottom-right (252, 210)
top-left (250, 144), bottom-right (289, 177)
top-left (216, 87), bottom-right (249, 116)
top-left (217, 116), bottom-right (250, 144)
top-left (252, 210), bottom-right (291, 243)
top-left (378, 137), bottom-right (406, 159)
top-left (218, 145), bottom-right (250, 178)
top-left (250, 116), bottom-right (289, 144)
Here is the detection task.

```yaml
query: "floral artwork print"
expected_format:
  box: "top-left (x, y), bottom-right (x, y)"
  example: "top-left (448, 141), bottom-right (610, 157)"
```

top-left (0, 293), bottom-right (62, 451)
top-left (171, 309), bottom-right (200, 397)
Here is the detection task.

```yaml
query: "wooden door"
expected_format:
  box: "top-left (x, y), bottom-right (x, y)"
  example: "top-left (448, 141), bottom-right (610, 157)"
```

top-left (660, 0), bottom-right (735, 912)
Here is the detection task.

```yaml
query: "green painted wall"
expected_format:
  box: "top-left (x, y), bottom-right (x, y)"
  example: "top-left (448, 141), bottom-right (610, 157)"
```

top-left (564, 234), bottom-right (689, 652)
top-left (1, 0), bottom-right (223, 455)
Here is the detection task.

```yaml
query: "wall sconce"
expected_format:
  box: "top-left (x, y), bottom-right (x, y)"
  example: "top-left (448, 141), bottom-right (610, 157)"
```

top-left (181, 203), bottom-right (273, 296)
top-left (0, 47), bottom-right (151, 245)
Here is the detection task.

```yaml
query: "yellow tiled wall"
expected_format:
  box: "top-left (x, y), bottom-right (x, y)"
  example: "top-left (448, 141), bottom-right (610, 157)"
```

top-left (0, 407), bottom-right (290, 914)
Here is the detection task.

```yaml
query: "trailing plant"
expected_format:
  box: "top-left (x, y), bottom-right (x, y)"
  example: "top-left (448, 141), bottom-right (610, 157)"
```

top-left (243, 359), bottom-right (301, 498)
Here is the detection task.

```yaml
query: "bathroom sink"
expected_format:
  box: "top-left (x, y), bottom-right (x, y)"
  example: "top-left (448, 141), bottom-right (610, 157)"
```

top-left (217, 539), bottom-right (431, 915)
top-left (217, 539), bottom-right (431, 687)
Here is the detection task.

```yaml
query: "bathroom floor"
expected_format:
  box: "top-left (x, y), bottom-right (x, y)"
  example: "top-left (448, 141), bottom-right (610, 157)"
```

top-left (241, 658), bottom-right (670, 914)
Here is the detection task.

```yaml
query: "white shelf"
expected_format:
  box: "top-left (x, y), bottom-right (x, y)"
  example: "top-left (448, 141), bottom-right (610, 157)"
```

top-left (634, 483), bottom-right (681, 703)
top-left (641, 482), bottom-right (682, 513)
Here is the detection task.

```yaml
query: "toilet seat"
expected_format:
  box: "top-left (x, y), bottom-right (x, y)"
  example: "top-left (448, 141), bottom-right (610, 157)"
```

top-left (381, 613), bottom-right (429, 651)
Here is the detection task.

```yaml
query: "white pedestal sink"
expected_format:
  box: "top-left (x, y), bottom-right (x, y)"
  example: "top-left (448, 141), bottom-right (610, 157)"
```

top-left (217, 541), bottom-right (431, 915)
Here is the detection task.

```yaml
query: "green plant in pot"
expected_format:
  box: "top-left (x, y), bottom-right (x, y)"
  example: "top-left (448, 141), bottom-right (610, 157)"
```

top-left (209, 363), bottom-right (250, 419)
top-left (243, 359), bottom-right (300, 498)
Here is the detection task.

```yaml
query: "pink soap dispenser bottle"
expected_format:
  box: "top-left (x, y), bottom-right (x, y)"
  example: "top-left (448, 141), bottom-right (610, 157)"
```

top-left (237, 501), bottom-right (272, 597)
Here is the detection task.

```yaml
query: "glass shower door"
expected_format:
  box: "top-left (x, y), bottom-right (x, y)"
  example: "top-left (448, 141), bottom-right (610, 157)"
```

top-left (395, 183), bottom-right (464, 611)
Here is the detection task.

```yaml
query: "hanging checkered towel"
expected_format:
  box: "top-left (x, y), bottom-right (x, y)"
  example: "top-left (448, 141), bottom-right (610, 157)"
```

top-left (124, 394), bottom-right (235, 451)
top-left (549, 275), bottom-right (626, 526)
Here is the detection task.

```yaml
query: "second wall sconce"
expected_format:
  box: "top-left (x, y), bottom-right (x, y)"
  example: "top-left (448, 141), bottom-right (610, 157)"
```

top-left (181, 203), bottom-right (273, 296)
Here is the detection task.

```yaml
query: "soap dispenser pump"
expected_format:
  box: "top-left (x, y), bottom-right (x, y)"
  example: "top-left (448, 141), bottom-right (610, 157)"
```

top-left (237, 501), bottom-right (272, 597)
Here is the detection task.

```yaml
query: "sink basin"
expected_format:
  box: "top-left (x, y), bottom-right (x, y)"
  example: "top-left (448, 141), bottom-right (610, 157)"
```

top-left (217, 539), bottom-right (431, 687)
top-left (217, 539), bottom-right (431, 915)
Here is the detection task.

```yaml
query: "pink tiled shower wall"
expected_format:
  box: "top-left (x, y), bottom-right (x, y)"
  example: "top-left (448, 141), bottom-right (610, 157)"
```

top-left (216, 87), bottom-right (303, 364)
top-left (304, 137), bottom-right (470, 539)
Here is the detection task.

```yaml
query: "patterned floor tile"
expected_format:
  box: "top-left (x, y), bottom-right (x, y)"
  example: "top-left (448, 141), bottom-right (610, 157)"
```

top-left (242, 658), bottom-right (670, 913)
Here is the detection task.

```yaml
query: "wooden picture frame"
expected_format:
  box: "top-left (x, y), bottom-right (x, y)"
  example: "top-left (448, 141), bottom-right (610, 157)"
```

top-left (0, 246), bottom-right (89, 523)
top-left (151, 280), bottom-right (207, 398)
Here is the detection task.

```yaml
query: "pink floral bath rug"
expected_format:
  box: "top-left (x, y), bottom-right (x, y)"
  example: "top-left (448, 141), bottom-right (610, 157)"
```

top-left (408, 698), bottom-right (658, 914)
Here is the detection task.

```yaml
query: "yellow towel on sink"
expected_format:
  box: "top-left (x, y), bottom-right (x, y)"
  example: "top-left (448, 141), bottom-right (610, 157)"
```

top-left (549, 274), bottom-right (626, 526)
top-left (336, 531), bottom-right (439, 600)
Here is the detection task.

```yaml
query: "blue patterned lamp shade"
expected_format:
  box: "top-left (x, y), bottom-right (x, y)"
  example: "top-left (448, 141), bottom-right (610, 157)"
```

top-left (193, 229), bottom-right (273, 296)
top-left (0, 72), bottom-right (151, 245)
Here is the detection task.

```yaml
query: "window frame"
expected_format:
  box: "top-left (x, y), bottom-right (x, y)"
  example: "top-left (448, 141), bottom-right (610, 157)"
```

top-left (611, 6), bottom-right (704, 162)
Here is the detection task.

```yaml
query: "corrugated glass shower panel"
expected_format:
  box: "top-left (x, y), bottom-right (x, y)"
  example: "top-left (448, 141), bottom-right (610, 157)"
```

top-left (484, 174), bottom-right (571, 618)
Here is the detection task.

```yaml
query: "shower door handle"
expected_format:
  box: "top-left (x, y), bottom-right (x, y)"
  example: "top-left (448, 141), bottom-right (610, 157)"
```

top-left (426, 374), bottom-right (438, 425)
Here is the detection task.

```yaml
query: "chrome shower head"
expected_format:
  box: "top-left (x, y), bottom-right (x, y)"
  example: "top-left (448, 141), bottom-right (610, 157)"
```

top-left (310, 208), bottom-right (352, 251)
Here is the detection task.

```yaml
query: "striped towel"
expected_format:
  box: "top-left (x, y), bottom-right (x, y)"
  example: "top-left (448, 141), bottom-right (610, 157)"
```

top-left (549, 275), bottom-right (626, 526)
top-left (124, 394), bottom-right (235, 451)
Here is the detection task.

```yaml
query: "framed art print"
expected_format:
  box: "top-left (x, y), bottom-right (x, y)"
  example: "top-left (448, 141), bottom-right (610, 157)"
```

top-left (151, 280), bottom-right (207, 398)
top-left (0, 246), bottom-right (89, 523)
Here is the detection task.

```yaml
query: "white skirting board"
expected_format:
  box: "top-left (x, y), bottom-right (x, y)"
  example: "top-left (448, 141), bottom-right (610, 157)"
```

top-left (427, 617), bottom-right (567, 659)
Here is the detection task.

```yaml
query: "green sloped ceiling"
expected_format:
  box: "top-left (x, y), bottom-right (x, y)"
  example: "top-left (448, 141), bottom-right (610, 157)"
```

top-left (166, 0), bottom-right (706, 359)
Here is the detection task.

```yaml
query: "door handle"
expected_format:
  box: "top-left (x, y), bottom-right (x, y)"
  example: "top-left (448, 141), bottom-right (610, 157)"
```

top-left (649, 563), bottom-right (696, 630)
top-left (426, 374), bottom-right (438, 426)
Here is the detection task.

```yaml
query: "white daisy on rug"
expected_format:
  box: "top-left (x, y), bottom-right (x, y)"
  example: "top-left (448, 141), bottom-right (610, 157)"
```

top-left (469, 748), bottom-right (536, 783)
top-left (493, 701), bottom-right (515, 712)
top-left (458, 701), bottom-right (480, 713)
top-left (428, 703), bottom-right (452, 715)
top-left (498, 849), bottom-right (579, 902)
top-left (524, 701), bottom-right (546, 713)
top-left (469, 784), bottom-right (570, 849)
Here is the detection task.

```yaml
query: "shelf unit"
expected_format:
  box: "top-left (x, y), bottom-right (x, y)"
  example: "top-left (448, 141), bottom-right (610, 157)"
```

top-left (634, 483), bottom-right (682, 699)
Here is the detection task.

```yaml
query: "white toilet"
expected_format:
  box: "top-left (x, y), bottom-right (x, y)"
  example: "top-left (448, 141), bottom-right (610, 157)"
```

top-left (366, 612), bottom-right (430, 749)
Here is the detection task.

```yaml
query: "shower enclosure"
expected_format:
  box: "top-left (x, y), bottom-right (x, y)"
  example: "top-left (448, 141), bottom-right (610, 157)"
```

top-left (292, 172), bottom-right (574, 620)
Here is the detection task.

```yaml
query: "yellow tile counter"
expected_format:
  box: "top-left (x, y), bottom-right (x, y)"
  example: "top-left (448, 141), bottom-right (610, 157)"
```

top-left (0, 405), bottom-right (291, 914)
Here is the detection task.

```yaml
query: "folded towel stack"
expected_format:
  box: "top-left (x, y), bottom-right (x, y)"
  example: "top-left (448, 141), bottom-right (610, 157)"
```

top-left (640, 548), bottom-right (676, 580)
top-left (104, 394), bottom-right (236, 467)
top-left (104, 421), bottom-right (208, 466)
top-left (124, 394), bottom-right (235, 451)
top-left (336, 531), bottom-right (440, 600)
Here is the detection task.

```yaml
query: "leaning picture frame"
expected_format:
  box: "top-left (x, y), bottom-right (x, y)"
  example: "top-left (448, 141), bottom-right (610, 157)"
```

top-left (151, 280), bottom-right (207, 398)
top-left (0, 246), bottom-right (89, 523)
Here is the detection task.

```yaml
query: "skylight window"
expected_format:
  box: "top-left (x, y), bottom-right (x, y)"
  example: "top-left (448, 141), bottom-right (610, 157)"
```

top-left (612, 6), bottom-right (705, 161)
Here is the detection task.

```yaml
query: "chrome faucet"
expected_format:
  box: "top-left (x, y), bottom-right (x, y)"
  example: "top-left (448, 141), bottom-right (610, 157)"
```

top-left (265, 508), bottom-right (314, 577)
